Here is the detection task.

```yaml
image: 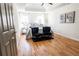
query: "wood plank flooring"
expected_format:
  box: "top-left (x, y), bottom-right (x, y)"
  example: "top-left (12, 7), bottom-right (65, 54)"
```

top-left (18, 33), bottom-right (79, 56)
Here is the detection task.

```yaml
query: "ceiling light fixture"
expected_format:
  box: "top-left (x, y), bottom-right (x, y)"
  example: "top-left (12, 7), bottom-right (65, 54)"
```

top-left (41, 3), bottom-right (53, 6)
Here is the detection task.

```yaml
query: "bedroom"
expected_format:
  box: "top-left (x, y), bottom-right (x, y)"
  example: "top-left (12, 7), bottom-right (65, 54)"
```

top-left (0, 3), bottom-right (79, 56)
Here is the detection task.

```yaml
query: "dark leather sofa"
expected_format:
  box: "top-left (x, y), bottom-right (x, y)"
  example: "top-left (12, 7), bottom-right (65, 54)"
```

top-left (31, 27), bottom-right (53, 42)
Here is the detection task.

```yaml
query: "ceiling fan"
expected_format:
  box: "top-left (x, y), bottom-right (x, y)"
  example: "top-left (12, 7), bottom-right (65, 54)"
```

top-left (41, 3), bottom-right (53, 6)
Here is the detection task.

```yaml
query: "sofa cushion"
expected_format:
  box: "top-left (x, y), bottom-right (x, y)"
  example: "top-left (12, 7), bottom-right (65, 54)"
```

top-left (43, 27), bottom-right (51, 33)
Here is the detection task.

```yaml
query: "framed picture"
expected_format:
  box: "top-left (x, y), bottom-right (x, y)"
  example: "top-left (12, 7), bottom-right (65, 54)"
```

top-left (66, 11), bottom-right (75, 23)
top-left (60, 14), bottom-right (66, 23)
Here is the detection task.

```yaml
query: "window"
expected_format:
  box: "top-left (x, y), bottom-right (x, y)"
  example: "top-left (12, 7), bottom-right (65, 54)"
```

top-left (35, 14), bottom-right (45, 25)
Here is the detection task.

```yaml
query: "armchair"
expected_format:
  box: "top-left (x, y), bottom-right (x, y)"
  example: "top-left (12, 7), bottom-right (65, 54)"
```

top-left (42, 27), bottom-right (53, 39)
top-left (31, 27), bottom-right (40, 41)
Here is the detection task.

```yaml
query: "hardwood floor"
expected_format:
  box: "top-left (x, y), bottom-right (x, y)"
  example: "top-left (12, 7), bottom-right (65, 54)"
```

top-left (18, 33), bottom-right (79, 56)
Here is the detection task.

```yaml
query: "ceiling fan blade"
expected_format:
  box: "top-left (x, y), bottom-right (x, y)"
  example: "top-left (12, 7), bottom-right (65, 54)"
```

top-left (49, 3), bottom-right (53, 5)
top-left (41, 3), bottom-right (53, 6)
top-left (41, 3), bottom-right (44, 6)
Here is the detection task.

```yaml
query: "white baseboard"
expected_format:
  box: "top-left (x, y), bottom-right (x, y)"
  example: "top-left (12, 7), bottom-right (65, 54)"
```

top-left (55, 32), bottom-right (79, 42)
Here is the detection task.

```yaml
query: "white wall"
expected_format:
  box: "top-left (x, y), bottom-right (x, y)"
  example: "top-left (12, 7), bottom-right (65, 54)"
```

top-left (48, 4), bottom-right (79, 41)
